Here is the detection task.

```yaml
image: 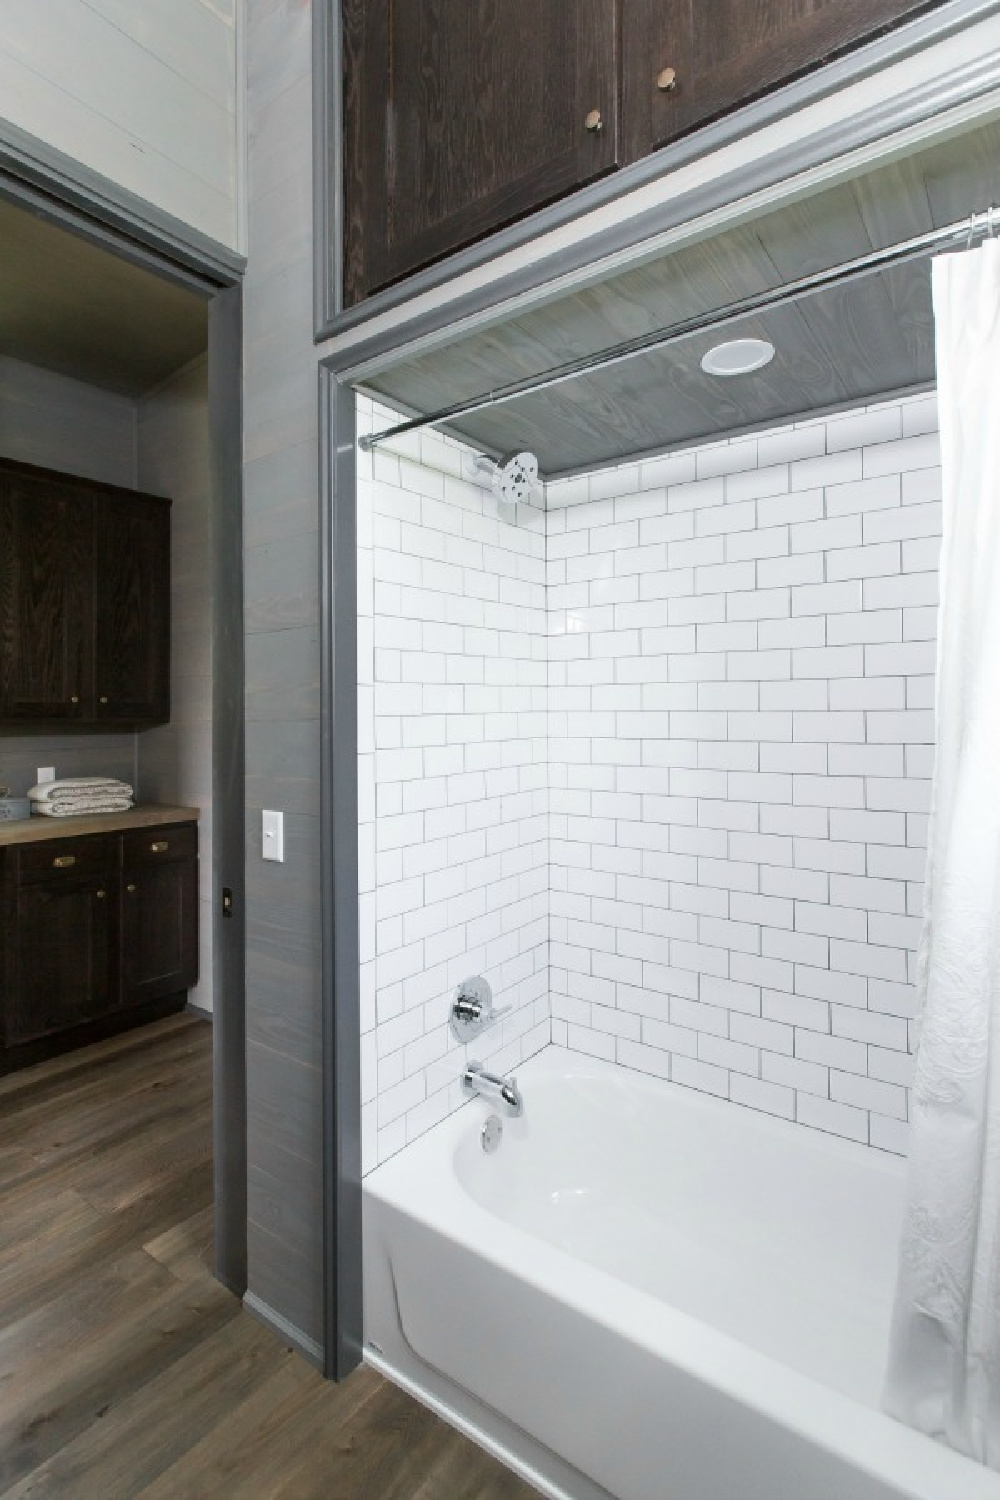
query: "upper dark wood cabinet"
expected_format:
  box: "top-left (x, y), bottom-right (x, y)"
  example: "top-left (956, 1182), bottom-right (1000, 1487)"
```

top-left (94, 491), bottom-right (171, 726)
top-left (340, 0), bottom-right (943, 309)
top-left (342, 0), bottom-right (620, 305)
top-left (622, 0), bottom-right (937, 160)
top-left (0, 469), bottom-right (93, 724)
top-left (0, 458), bottom-right (170, 731)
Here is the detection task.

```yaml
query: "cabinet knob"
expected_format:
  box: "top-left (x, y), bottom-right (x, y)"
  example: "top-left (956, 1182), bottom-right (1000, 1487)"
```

top-left (584, 108), bottom-right (603, 133)
top-left (150, 840), bottom-right (169, 853)
top-left (99, 695), bottom-right (108, 705)
top-left (96, 889), bottom-right (106, 900)
top-left (70, 695), bottom-right (79, 704)
top-left (126, 882), bottom-right (136, 893)
top-left (656, 66), bottom-right (678, 92)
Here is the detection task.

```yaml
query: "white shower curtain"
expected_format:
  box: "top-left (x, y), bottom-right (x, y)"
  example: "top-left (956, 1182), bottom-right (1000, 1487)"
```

top-left (883, 238), bottom-right (1000, 1466)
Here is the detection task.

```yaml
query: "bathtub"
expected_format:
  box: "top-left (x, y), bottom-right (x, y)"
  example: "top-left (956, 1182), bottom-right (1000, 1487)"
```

top-left (363, 1048), bottom-right (1000, 1500)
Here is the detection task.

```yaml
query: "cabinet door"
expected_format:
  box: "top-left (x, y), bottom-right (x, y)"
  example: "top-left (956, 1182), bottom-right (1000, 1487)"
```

top-left (121, 833), bottom-right (198, 1007)
top-left (0, 472), bottom-right (93, 721)
top-left (623, 0), bottom-right (934, 160)
top-left (93, 492), bottom-right (170, 726)
top-left (344, 0), bottom-right (619, 303)
top-left (9, 879), bottom-right (114, 1043)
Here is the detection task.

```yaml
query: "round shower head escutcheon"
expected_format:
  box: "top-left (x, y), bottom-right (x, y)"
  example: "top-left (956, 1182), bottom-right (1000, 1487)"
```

top-left (464, 449), bottom-right (539, 504)
top-left (494, 450), bottom-right (539, 504)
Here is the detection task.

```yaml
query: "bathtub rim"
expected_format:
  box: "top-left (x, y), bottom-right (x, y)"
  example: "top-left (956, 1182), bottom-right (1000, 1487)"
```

top-left (364, 1044), bottom-right (1000, 1500)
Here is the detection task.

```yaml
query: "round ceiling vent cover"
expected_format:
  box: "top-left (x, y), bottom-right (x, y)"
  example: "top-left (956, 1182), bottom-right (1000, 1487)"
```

top-left (700, 338), bottom-right (775, 377)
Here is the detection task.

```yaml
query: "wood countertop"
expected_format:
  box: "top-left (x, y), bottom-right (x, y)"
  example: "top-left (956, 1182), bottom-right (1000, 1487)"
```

top-left (0, 805), bottom-right (200, 847)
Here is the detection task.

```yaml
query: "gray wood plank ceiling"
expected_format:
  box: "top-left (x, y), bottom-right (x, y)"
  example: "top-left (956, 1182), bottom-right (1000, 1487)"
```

top-left (362, 119), bottom-right (1000, 476)
top-left (0, 198), bottom-right (208, 396)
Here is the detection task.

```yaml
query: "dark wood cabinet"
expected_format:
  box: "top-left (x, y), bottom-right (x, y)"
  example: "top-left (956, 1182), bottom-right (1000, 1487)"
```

top-left (341, 0), bottom-right (942, 307)
top-left (94, 490), bottom-right (171, 726)
top-left (0, 816), bottom-right (198, 1073)
top-left (343, 0), bottom-right (620, 304)
top-left (0, 457), bottom-right (170, 730)
top-left (121, 824), bottom-right (199, 1007)
top-left (11, 869), bottom-right (115, 1044)
top-left (622, 0), bottom-right (935, 161)
top-left (0, 469), bottom-right (93, 723)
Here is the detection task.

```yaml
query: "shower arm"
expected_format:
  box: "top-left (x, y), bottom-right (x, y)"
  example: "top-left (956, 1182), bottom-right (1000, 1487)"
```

top-left (358, 206), bottom-right (999, 455)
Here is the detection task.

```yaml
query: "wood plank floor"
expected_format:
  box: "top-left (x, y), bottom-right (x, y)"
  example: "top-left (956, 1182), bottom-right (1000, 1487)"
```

top-left (0, 1015), bottom-right (541, 1499)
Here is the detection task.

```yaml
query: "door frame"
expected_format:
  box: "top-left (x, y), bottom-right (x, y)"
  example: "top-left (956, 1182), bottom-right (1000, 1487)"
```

top-left (0, 124), bottom-right (248, 1295)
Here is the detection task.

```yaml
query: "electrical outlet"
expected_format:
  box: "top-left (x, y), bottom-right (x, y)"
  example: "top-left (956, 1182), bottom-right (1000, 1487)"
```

top-left (36, 766), bottom-right (55, 785)
top-left (262, 809), bottom-right (284, 862)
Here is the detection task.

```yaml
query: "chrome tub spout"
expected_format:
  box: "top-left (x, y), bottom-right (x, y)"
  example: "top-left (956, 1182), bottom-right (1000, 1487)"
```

top-left (461, 1061), bottom-right (523, 1117)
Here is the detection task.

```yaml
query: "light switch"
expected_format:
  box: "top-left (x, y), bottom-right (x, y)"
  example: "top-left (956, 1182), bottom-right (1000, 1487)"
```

top-left (262, 809), bottom-right (284, 862)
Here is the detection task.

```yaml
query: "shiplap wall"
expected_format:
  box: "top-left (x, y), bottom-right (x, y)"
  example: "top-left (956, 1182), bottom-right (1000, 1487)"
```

top-left (357, 402), bottom-right (550, 1173)
top-left (242, 0), bottom-right (325, 1358)
top-left (546, 392), bottom-right (938, 1153)
top-left (137, 356), bottom-right (214, 1012)
top-left (0, 355), bottom-right (137, 797)
top-left (0, 0), bottom-right (242, 250)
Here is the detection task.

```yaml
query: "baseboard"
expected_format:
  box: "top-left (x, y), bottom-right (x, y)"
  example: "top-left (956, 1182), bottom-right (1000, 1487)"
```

top-left (185, 1000), bottom-right (213, 1021)
top-left (242, 1290), bottom-right (324, 1369)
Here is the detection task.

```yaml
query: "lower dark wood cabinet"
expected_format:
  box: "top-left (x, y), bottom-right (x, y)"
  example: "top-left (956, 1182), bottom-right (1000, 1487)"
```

top-left (11, 876), bottom-right (115, 1044)
top-left (121, 825), bottom-right (199, 1007)
top-left (0, 818), bottom-right (199, 1073)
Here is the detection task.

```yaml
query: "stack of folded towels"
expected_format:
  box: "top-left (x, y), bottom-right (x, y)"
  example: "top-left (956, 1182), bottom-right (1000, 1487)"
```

top-left (29, 777), bottom-right (135, 818)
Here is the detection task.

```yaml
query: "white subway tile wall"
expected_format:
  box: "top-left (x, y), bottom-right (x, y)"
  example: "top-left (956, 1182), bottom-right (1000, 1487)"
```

top-left (547, 392), bottom-right (938, 1154)
top-left (357, 400), bottom-right (550, 1171)
top-left (358, 389), bottom-right (939, 1167)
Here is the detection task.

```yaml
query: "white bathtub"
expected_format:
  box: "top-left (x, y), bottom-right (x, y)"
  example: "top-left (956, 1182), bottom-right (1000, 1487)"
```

top-left (363, 1048), bottom-right (1000, 1500)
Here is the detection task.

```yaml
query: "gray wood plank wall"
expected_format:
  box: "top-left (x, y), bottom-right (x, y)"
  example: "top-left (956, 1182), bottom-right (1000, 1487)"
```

top-left (243, 0), bottom-right (325, 1357)
top-left (0, 356), bottom-right (138, 797)
top-left (137, 355), bottom-right (215, 1013)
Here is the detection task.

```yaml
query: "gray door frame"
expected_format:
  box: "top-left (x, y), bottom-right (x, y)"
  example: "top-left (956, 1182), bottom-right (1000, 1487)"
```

top-left (318, 366), bottom-right (363, 1378)
top-left (0, 128), bottom-right (248, 1296)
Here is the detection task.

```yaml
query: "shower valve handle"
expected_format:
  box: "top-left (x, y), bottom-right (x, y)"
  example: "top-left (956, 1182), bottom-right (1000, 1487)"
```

top-left (450, 976), bottom-right (509, 1042)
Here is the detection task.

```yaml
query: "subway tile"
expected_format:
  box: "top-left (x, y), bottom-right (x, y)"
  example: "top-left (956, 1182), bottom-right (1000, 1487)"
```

top-left (796, 1093), bottom-right (868, 1144)
top-left (362, 393), bottom-right (935, 1162)
top-left (730, 1073), bottom-right (795, 1120)
top-left (671, 1056), bottom-right (730, 1098)
top-left (790, 450), bottom-right (862, 491)
top-left (762, 1051), bottom-right (829, 1097)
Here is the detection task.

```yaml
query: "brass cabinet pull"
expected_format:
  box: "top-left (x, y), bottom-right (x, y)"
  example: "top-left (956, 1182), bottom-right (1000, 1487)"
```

top-left (126, 882), bottom-right (136, 893)
top-left (150, 840), bottom-right (169, 853)
top-left (656, 66), bottom-right (677, 92)
top-left (99, 695), bottom-right (108, 705)
top-left (95, 889), bottom-right (106, 900)
top-left (52, 854), bottom-right (76, 868)
top-left (70, 695), bottom-right (79, 704)
top-left (584, 108), bottom-right (603, 133)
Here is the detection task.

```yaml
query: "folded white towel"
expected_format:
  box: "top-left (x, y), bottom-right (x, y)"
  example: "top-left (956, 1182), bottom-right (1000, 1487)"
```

top-left (29, 777), bottom-right (134, 804)
top-left (32, 798), bottom-right (134, 818)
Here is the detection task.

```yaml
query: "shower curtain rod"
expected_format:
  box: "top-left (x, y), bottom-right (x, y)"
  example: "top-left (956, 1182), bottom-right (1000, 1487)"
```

top-left (359, 206), bottom-right (999, 453)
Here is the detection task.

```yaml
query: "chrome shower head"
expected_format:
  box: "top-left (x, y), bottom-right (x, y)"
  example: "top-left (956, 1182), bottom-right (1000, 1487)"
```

top-left (464, 449), bottom-right (539, 505)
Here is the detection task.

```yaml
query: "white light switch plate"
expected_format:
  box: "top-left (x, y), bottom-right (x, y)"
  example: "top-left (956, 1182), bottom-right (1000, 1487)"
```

top-left (262, 809), bottom-right (284, 862)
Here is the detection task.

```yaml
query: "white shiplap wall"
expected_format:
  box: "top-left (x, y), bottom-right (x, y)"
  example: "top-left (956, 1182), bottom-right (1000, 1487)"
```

top-left (137, 356), bottom-right (215, 1012)
top-left (0, 0), bottom-right (242, 249)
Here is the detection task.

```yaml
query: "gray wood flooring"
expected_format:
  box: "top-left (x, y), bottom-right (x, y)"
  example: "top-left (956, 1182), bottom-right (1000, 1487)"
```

top-left (0, 1015), bottom-right (540, 1498)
